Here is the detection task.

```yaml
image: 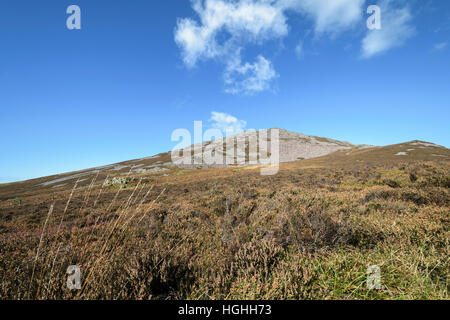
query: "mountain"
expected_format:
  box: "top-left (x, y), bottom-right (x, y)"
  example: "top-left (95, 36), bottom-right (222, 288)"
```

top-left (1, 129), bottom-right (449, 300)
top-left (173, 128), bottom-right (356, 169)
top-left (0, 129), bottom-right (448, 200)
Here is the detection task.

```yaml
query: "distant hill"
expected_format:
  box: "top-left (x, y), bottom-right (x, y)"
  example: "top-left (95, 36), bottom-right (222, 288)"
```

top-left (0, 129), bottom-right (448, 200)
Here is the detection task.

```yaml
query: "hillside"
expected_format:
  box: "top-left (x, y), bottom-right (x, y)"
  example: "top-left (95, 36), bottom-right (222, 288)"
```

top-left (0, 130), bottom-right (448, 200)
top-left (0, 130), bottom-right (448, 300)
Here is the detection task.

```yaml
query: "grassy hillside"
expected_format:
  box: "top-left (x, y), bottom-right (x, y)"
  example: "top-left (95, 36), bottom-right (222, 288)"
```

top-left (0, 144), bottom-right (448, 299)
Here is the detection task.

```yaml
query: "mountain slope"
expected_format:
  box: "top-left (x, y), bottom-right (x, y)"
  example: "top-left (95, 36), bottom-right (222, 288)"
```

top-left (0, 133), bottom-right (449, 300)
top-left (0, 130), bottom-right (448, 200)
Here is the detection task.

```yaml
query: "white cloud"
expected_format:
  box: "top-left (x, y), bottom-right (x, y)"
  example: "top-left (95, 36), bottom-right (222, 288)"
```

top-left (175, 0), bottom-right (416, 92)
top-left (175, 0), bottom-right (368, 94)
top-left (295, 40), bottom-right (303, 58)
top-left (278, 0), bottom-right (365, 34)
top-left (433, 41), bottom-right (448, 51)
top-left (361, 0), bottom-right (415, 59)
top-left (175, 0), bottom-right (288, 68)
top-left (210, 111), bottom-right (247, 135)
top-left (224, 55), bottom-right (277, 94)
top-left (175, 0), bottom-right (290, 94)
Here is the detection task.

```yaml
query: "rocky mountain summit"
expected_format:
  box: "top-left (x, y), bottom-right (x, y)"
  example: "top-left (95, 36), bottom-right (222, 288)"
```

top-left (173, 128), bottom-right (357, 169)
top-left (1, 129), bottom-right (448, 196)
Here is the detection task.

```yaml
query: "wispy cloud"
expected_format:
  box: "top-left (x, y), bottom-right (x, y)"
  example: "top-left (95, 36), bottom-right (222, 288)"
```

top-left (278, 0), bottom-right (365, 35)
top-left (432, 41), bottom-right (448, 51)
top-left (361, 0), bottom-right (415, 59)
top-left (210, 111), bottom-right (247, 136)
top-left (295, 40), bottom-right (304, 59)
top-left (224, 55), bottom-right (277, 95)
top-left (175, 0), bottom-right (367, 94)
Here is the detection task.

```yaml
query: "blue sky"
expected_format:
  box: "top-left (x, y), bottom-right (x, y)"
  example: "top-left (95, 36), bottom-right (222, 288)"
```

top-left (0, 0), bottom-right (449, 183)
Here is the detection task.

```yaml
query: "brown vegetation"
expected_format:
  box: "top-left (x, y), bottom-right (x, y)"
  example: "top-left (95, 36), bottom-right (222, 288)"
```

top-left (0, 146), bottom-right (448, 300)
